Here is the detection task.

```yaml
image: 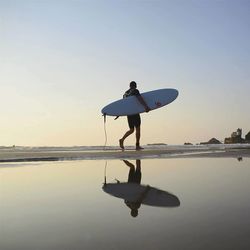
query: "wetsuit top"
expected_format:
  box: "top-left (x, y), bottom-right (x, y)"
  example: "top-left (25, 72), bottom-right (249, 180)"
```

top-left (124, 88), bottom-right (141, 122)
top-left (123, 88), bottom-right (140, 98)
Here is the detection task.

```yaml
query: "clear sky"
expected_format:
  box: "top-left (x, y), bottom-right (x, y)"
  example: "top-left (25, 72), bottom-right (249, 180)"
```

top-left (1, 0), bottom-right (250, 146)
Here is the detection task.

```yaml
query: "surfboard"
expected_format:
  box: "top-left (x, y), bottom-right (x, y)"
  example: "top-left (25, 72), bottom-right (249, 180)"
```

top-left (103, 183), bottom-right (180, 207)
top-left (101, 88), bottom-right (178, 116)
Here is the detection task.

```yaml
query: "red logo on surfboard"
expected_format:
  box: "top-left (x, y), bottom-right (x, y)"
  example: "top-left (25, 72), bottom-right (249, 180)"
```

top-left (155, 101), bottom-right (162, 107)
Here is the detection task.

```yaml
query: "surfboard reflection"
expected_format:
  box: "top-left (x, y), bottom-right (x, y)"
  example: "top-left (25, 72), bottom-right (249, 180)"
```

top-left (102, 159), bottom-right (180, 218)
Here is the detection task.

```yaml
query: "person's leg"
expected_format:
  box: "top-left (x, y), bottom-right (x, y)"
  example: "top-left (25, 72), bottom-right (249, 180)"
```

top-left (119, 128), bottom-right (134, 149)
top-left (119, 116), bottom-right (135, 149)
top-left (136, 159), bottom-right (141, 170)
top-left (135, 126), bottom-right (140, 145)
top-left (132, 114), bottom-right (143, 150)
top-left (135, 126), bottom-right (144, 150)
top-left (135, 159), bottom-right (142, 184)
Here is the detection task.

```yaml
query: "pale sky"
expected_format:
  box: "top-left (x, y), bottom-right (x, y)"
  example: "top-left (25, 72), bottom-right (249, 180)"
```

top-left (1, 0), bottom-right (250, 146)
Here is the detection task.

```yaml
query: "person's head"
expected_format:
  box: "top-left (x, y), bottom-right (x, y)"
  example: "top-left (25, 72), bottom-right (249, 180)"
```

top-left (129, 81), bottom-right (137, 89)
top-left (130, 209), bottom-right (139, 218)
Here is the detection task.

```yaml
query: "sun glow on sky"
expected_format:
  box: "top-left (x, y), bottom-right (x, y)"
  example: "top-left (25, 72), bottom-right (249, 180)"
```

top-left (1, 0), bottom-right (250, 146)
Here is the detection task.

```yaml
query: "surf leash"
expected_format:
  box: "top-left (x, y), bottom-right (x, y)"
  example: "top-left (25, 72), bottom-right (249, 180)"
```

top-left (104, 160), bottom-right (108, 185)
top-left (103, 114), bottom-right (107, 150)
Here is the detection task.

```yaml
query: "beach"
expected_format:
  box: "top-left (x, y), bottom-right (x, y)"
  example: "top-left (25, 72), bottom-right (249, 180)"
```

top-left (0, 144), bottom-right (250, 162)
top-left (1, 145), bottom-right (250, 249)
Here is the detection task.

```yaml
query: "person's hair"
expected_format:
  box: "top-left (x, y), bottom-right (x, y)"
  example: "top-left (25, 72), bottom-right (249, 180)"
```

top-left (130, 81), bottom-right (137, 88)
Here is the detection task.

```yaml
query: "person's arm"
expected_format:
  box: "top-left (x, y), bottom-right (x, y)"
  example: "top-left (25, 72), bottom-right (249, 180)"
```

top-left (136, 95), bottom-right (150, 112)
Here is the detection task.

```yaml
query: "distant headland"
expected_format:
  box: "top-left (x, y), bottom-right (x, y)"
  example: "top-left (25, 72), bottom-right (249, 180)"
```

top-left (224, 128), bottom-right (250, 144)
top-left (197, 128), bottom-right (250, 145)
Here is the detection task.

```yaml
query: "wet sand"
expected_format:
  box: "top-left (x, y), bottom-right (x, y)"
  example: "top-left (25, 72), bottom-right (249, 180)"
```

top-left (1, 158), bottom-right (250, 250)
top-left (0, 145), bottom-right (250, 162)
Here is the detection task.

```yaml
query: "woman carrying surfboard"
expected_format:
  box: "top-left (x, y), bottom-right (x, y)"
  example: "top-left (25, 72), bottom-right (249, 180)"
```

top-left (119, 81), bottom-right (150, 150)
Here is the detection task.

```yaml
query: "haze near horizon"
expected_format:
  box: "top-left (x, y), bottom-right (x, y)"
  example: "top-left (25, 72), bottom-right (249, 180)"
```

top-left (1, 0), bottom-right (250, 146)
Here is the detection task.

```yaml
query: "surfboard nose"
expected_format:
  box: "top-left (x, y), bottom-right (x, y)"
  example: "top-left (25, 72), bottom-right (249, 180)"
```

top-left (172, 88), bottom-right (179, 98)
top-left (169, 195), bottom-right (181, 207)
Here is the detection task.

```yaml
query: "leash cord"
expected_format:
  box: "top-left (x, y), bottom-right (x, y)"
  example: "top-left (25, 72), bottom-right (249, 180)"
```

top-left (103, 114), bottom-right (107, 150)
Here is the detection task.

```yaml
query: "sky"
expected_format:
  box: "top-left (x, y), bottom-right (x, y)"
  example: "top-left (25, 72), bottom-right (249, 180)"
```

top-left (1, 0), bottom-right (250, 146)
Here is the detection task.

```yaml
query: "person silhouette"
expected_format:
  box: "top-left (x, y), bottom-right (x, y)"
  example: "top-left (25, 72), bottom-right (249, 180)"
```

top-left (123, 159), bottom-right (150, 217)
top-left (119, 81), bottom-right (150, 150)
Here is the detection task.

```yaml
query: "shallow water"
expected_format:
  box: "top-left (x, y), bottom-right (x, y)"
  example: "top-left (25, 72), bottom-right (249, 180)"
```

top-left (0, 158), bottom-right (249, 250)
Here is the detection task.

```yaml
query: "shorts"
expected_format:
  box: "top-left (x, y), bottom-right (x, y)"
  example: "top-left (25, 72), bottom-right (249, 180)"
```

top-left (127, 114), bottom-right (141, 129)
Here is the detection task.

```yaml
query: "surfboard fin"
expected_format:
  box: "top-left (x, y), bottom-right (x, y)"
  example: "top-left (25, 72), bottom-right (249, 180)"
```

top-left (114, 116), bottom-right (119, 120)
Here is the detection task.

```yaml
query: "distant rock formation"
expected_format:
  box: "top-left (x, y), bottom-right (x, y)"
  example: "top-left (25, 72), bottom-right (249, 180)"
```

top-left (245, 131), bottom-right (250, 143)
top-left (200, 138), bottom-right (222, 145)
top-left (224, 128), bottom-right (246, 144)
top-left (184, 142), bottom-right (193, 145)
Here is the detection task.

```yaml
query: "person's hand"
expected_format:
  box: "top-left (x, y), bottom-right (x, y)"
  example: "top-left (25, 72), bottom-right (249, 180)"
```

top-left (145, 106), bottom-right (150, 113)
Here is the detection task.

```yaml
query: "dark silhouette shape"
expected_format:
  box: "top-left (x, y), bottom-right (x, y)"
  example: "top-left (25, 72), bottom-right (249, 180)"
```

top-left (102, 159), bottom-right (180, 218)
top-left (119, 81), bottom-right (150, 150)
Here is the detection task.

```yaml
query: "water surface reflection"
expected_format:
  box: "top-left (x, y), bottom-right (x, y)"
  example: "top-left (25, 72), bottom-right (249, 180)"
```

top-left (103, 159), bottom-right (180, 217)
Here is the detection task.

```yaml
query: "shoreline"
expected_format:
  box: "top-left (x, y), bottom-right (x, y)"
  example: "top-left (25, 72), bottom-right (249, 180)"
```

top-left (0, 145), bottom-right (250, 162)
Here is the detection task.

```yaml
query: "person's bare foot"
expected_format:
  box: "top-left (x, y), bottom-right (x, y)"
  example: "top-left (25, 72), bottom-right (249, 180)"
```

top-left (136, 145), bottom-right (144, 150)
top-left (119, 139), bottom-right (124, 150)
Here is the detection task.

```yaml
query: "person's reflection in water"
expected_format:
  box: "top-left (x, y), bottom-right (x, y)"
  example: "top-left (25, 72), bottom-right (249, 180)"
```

top-left (123, 160), bottom-right (150, 218)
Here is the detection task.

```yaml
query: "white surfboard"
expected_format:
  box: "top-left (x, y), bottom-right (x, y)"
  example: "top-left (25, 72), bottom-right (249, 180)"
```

top-left (101, 88), bottom-right (178, 116)
top-left (103, 183), bottom-right (180, 207)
